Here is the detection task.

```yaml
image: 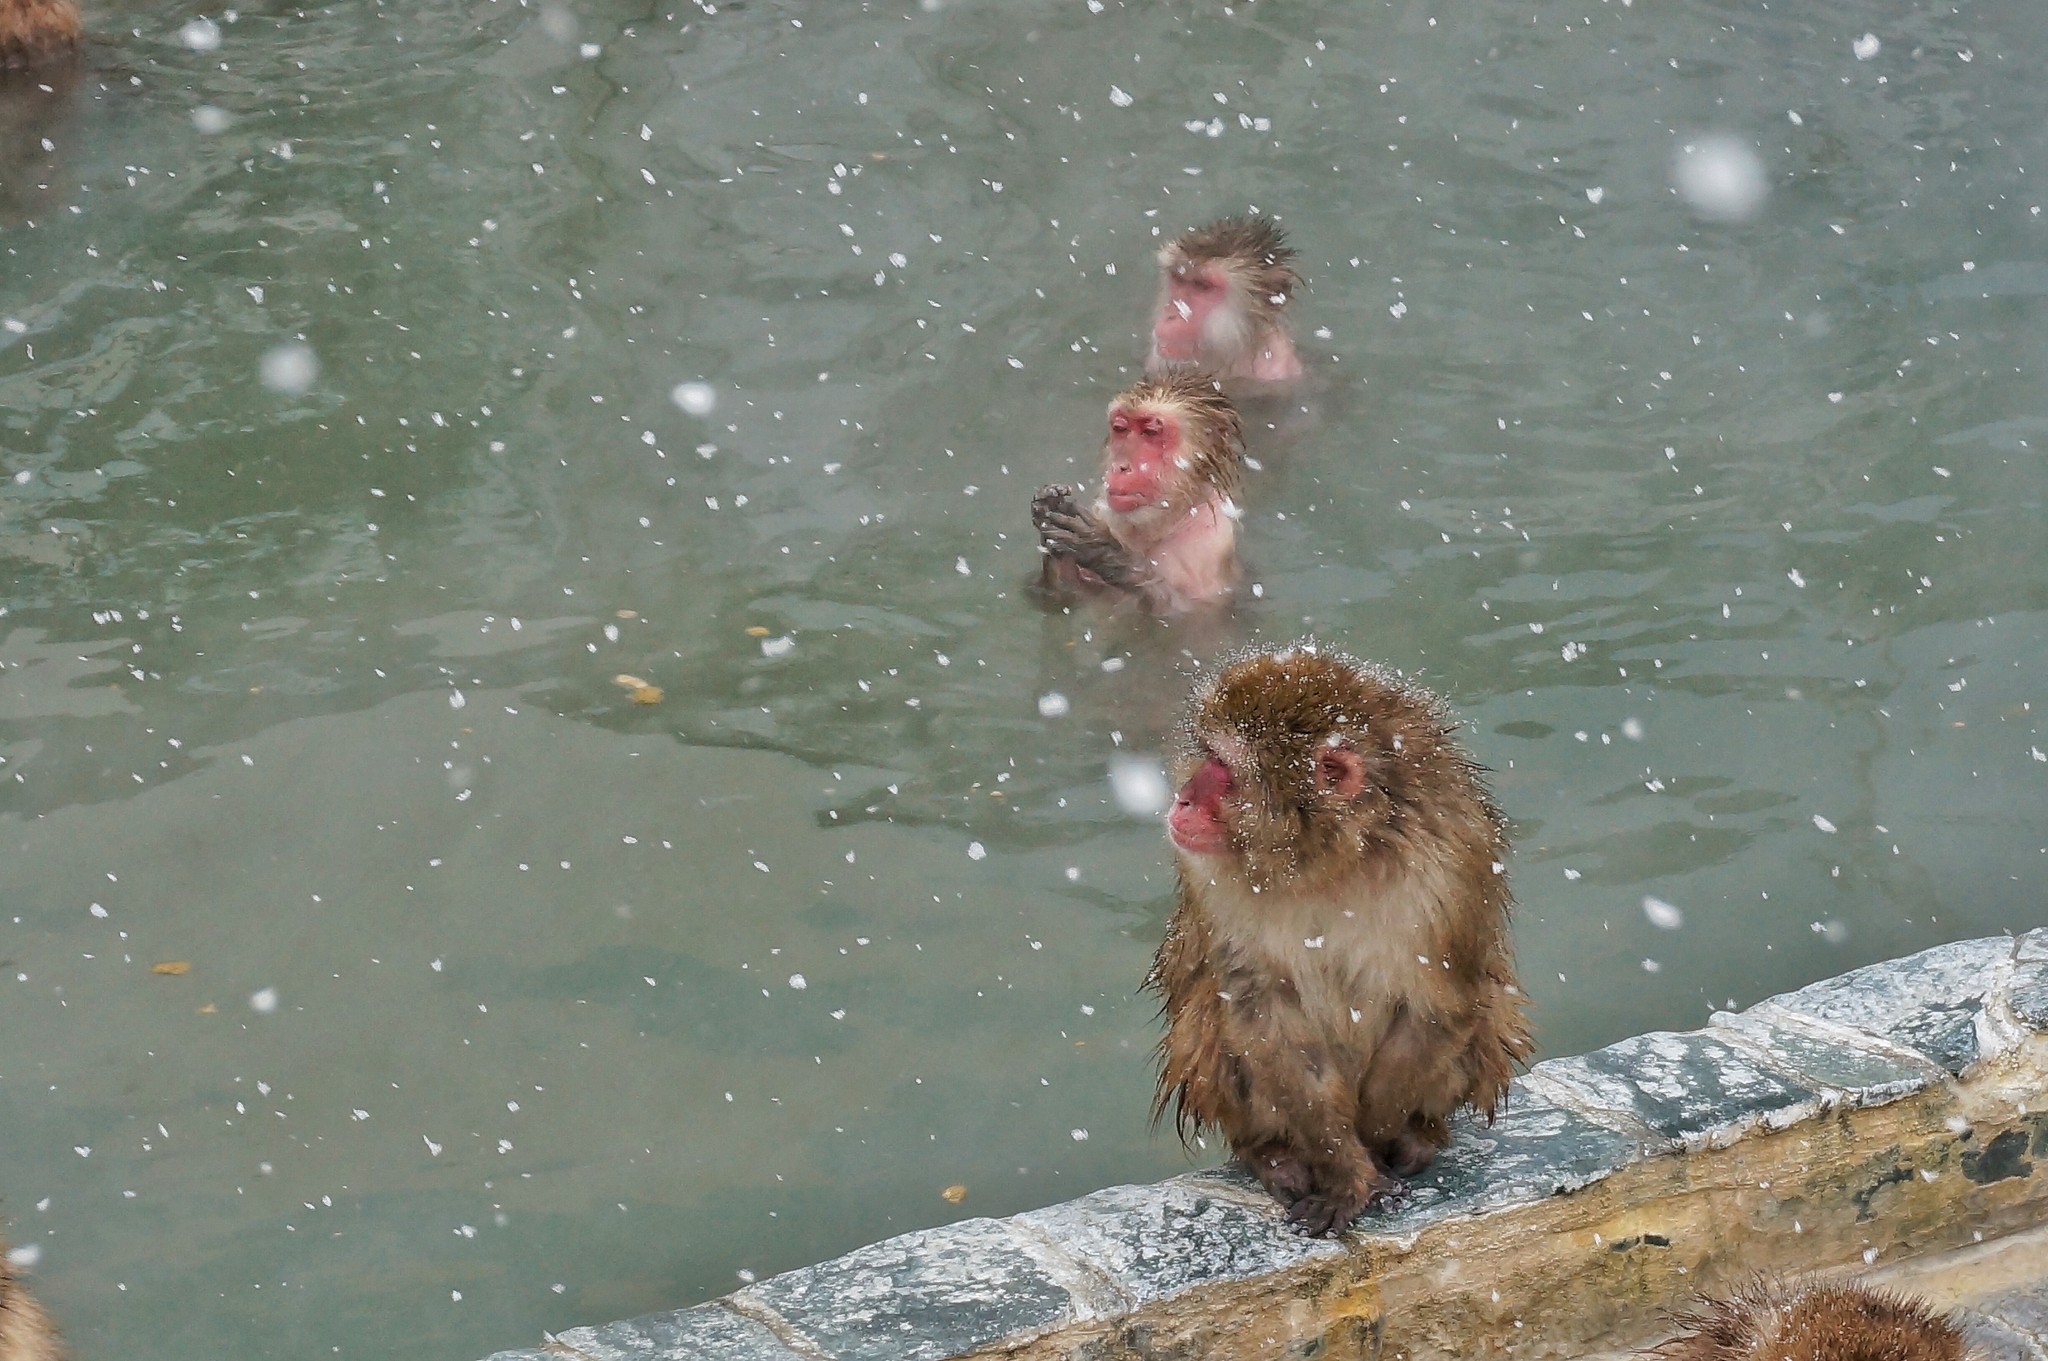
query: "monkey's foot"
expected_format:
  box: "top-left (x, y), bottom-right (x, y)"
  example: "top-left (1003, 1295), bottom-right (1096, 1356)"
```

top-left (1379, 1130), bottom-right (1441, 1179)
top-left (1237, 1143), bottom-right (1313, 1202)
top-left (1284, 1176), bottom-right (1407, 1237)
top-left (1284, 1190), bottom-right (1366, 1238)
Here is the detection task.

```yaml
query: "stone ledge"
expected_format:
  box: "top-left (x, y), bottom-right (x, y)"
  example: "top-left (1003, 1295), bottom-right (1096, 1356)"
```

top-left (485, 929), bottom-right (2048, 1361)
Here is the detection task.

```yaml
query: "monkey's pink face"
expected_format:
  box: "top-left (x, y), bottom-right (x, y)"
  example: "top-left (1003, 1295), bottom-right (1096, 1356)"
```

top-left (1103, 403), bottom-right (1181, 514)
top-left (1168, 719), bottom-right (1372, 873)
top-left (1168, 755), bottom-right (1235, 857)
top-left (1152, 267), bottom-right (1228, 362)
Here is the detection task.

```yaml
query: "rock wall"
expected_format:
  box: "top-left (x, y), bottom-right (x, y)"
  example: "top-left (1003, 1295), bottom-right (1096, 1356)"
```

top-left (485, 928), bottom-right (2048, 1361)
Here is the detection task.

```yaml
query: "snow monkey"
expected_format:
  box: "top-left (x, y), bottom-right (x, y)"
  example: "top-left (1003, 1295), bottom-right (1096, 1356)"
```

top-left (0, 1234), bottom-right (60, 1361)
top-left (0, 0), bottom-right (81, 67)
top-left (1650, 1280), bottom-right (1969, 1361)
top-left (1032, 371), bottom-right (1244, 615)
top-left (1148, 214), bottom-right (1303, 386)
top-left (1150, 642), bottom-right (1532, 1236)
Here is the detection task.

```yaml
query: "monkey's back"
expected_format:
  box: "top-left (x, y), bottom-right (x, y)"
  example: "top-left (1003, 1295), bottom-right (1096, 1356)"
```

top-left (0, 1260), bottom-right (61, 1361)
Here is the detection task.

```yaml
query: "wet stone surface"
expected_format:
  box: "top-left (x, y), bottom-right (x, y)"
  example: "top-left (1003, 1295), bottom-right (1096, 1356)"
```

top-left (1952, 1315), bottom-right (2039, 1361)
top-left (736, 1216), bottom-right (1087, 1361)
top-left (1014, 1173), bottom-right (1338, 1306)
top-left (551, 1302), bottom-right (801, 1360)
top-left (1707, 1014), bottom-right (1937, 1107)
top-left (1375, 1088), bottom-right (1648, 1232)
top-left (2011, 929), bottom-right (2048, 1033)
top-left (1535, 1030), bottom-right (1822, 1146)
top-left (1972, 1281), bottom-right (2048, 1348)
top-left (1759, 936), bottom-right (2015, 1074)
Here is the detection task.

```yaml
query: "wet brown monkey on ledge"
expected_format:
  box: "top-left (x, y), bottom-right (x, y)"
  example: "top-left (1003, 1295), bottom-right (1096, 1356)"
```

top-left (1150, 642), bottom-right (1532, 1235)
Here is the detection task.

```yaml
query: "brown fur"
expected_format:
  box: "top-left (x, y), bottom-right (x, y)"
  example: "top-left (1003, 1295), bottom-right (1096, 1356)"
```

top-left (0, 0), bottom-right (81, 68)
top-left (1149, 642), bottom-right (1532, 1234)
top-left (1159, 215), bottom-right (1301, 322)
top-left (0, 1241), bottom-right (61, 1361)
top-left (1653, 1281), bottom-right (1970, 1361)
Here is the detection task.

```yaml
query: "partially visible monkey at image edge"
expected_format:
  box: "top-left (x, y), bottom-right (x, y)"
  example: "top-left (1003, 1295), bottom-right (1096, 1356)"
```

top-left (1149, 642), bottom-right (1532, 1236)
top-left (0, 1237), bottom-right (60, 1361)
top-left (1650, 1279), bottom-right (1970, 1361)
top-left (1149, 215), bottom-right (1303, 387)
top-left (0, 0), bottom-right (81, 68)
top-left (1033, 371), bottom-right (1244, 615)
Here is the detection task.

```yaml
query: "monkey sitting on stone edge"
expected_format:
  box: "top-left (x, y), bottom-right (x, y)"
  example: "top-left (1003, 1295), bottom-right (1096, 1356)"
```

top-left (1149, 641), bottom-right (1532, 1236)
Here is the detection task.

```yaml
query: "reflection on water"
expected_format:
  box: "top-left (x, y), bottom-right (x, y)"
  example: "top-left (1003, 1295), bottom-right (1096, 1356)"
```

top-left (2, 0), bottom-right (2045, 1355)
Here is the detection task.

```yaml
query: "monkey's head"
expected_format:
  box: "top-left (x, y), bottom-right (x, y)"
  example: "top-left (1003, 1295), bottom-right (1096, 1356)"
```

top-left (1152, 215), bottom-right (1299, 366)
top-left (1653, 1282), bottom-right (1969, 1361)
top-left (1100, 372), bottom-right (1243, 530)
top-left (1168, 642), bottom-right (1492, 894)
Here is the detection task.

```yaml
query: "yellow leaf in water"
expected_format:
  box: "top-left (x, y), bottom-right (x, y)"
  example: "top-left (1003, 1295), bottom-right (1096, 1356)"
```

top-left (150, 961), bottom-right (191, 976)
top-left (615, 609), bottom-right (639, 620)
top-left (614, 674), bottom-right (664, 705)
top-left (198, 1003), bottom-right (218, 1014)
top-left (941, 1184), bottom-right (968, 1204)
top-left (745, 626), bottom-right (771, 637)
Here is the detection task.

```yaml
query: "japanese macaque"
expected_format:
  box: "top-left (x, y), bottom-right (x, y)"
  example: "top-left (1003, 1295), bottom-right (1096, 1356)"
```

top-left (1148, 643), bottom-right (1531, 1236)
top-left (0, 0), bottom-right (80, 68)
top-left (1651, 1281), bottom-right (1969, 1361)
top-left (1148, 215), bottom-right (1303, 386)
top-left (1032, 372), bottom-right (1244, 615)
top-left (0, 1237), bottom-right (59, 1361)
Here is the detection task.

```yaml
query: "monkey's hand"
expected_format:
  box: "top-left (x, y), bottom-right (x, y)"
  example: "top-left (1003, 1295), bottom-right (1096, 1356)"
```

top-left (1031, 484), bottom-right (1078, 542)
top-left (1033, 486), bottom-right (1154, 590)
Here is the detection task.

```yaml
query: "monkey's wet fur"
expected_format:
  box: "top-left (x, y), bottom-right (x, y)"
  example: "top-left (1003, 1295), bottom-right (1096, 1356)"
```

top-left (0, 0), bottom-right (80, 68)
top-left (1651, 1280), bottom-right (1970, 1361)
top-left (0, 1234), bottom-right (60, 1361)
top-left (1150, 641), bottom-right (1532, 1235)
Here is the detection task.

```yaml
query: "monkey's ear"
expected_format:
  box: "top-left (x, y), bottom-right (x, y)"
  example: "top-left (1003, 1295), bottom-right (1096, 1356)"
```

top-left (1315, 745), bottom-right (1368, 801)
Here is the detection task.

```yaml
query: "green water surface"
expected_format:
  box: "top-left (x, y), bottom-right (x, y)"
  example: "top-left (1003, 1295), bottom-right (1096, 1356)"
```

top-left (2, 0), bottom-right (2045, 1355)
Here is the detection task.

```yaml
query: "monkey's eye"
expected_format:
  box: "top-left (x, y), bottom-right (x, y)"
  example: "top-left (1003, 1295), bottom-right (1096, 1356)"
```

top-left (1110, 414), bottom-right (1132, 434)
top-left (1141, 417), bottom-right (1165, 438)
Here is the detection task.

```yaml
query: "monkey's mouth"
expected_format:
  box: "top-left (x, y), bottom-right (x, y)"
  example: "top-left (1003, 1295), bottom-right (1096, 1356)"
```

top-left (1106, 490), bottom-right (1151, 513)
top-left (1168, 824), bottom-right (1231, 858)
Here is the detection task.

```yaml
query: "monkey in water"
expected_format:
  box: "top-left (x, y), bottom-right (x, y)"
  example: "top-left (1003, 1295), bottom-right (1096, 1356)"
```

top-left (1652, 1280), bottom-right (1969, 1361)
top-left (1149, 642), bottom-right (1532, 1236)
top-left (1032, 371), bottom-right (1244, 616)
top-left (0, 0), bottom-right (80, 68)
top-left (0, 1236), bottom-right (60, 1361)
top-left (1148, 215), bottom-right (1303, 387)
